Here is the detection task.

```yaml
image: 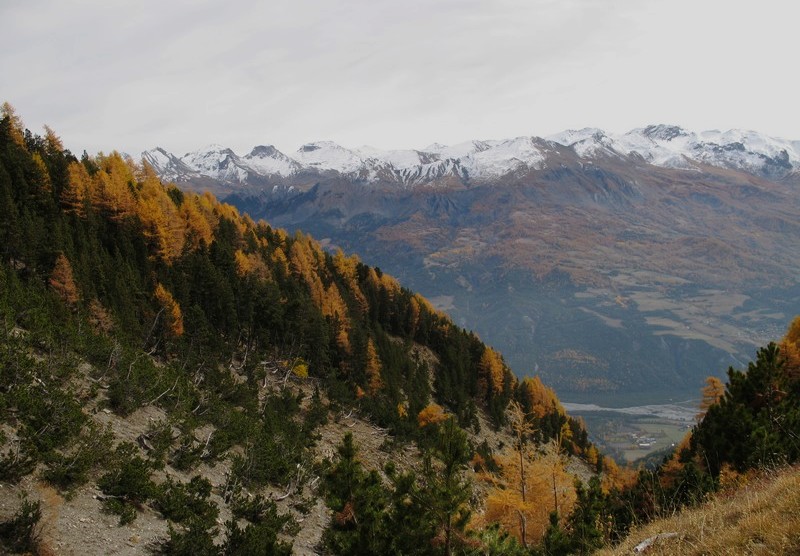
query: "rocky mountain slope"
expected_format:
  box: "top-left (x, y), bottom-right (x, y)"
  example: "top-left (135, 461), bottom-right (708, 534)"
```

top-left (147, 127), bottom-right (800, 405)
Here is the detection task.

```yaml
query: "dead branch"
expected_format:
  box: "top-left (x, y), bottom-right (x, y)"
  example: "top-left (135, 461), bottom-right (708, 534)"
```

top-left (634, 532), bottom-right (679, 553)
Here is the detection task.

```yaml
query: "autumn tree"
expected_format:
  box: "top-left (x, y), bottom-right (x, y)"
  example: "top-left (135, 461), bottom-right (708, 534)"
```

top-left (137, 170), bottom-right (185, 263)
top-left (49, 253), bottom-right (80, 308)
top-left (91, 153), bottom-right (137, 220)
top-left (364, 338), bottom-right (383, 394)
top-left (697, 376), bottom-right (725, 420)
top-left (1, 102), bottom-right (25, 147)
top-left (519, 376), bottom-right (563, 419)
top-left (780, 315), bottom-right (800, 379)
top-left (418, 403), bottom-right (448, 428)
top-left (154, 283), bottom-right (184, 337)
top-left (478, 434), bottom-right (577, 547)
top-left (61, 161), bottom-right (92, 216)
top-left (477, 347), bottom-right (506, 400)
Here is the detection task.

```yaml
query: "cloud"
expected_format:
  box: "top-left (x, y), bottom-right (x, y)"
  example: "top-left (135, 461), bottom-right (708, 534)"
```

top-left (1, 0), bottom-right (797, 156)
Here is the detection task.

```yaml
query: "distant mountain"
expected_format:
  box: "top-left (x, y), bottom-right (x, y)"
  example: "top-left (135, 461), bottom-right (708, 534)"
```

top-left (147, 127), bottom-right (800, 405)
top-left (143, 126), bottom-right (800, 189)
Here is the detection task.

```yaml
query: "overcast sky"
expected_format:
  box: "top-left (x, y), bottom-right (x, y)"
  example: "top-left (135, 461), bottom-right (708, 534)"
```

top-left (1, 0), bottom-right (797, 157)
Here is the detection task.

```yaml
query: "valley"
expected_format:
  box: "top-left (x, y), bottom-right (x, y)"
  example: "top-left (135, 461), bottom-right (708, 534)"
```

top-left (149, 126), bottom-right (800, 407)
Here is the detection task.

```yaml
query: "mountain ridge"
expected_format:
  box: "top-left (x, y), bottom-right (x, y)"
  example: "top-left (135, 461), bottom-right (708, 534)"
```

top-left (143, 125), bottom-right (800, 189)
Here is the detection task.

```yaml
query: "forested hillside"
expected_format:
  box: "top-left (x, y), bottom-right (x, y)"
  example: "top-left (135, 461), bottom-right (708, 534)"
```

top-left (3, 104), bottom-right (799, 555)
top-left (0, 106), bottom-right (609, 554)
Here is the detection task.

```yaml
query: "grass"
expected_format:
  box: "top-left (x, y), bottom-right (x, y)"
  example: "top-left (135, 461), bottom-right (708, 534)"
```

top-left (597, 465), bottom-right (800, 555)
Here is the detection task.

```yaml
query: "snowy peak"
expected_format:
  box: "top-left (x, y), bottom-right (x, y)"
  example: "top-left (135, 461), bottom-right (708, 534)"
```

top-left (242, 145), bottom-right (301, 177)
top-left (142, 147), bottom-right (198, 182)
top-left (294, 141), bottom-right (365, 174)
top-left (641, 124), bottom-right (690, 142)
top-left (145, 126), bottom-right (800, 188)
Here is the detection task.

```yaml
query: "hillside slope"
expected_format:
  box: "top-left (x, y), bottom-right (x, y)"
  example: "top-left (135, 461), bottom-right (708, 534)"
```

top-left (152, 131), bottom-right (800, 405)
top-left (0, 105), bottom-right (607, 554)
top-left (597, 465), bottom-right (800, 555)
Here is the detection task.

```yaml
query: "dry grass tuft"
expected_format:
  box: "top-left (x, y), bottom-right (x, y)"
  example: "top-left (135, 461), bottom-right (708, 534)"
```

top-left (597, 465), bottom-right (800, 555)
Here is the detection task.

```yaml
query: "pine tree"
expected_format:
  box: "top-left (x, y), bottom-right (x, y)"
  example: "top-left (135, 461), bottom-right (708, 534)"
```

top-left (420, 418), bottom-right (472, 556)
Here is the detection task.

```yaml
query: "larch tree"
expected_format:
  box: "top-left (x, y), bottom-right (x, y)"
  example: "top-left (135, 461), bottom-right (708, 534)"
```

top-left (154, 283), bottom-right (184, 338)
top-left (1, 102), bottom-right (25, 147)
top-left (49, 253), bottom-right (80, 308)
top-left (697, 376), bottom-right (726, 420)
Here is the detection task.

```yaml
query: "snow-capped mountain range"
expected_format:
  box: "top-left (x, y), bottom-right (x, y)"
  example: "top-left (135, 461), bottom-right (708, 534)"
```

top-left (143, 125), bottom-right (800, 187)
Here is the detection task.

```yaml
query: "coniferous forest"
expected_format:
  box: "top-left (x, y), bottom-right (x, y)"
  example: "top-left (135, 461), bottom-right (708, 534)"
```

top-left (2, 104), bottom-right (800, 555)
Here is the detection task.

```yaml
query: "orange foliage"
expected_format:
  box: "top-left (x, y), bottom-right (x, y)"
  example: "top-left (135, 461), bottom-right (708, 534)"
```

top-left (62, 161), bottom-right (91, 216)
top-left (365, 338), bottom-right (383, 394)
top-left (780, 316), bottom-right (800, 379)
top-left (271, 247), bottom-right (290, 277)
top-left (477, 347), bottom-right (507, 399)
top-left (600, 458), bottom-right (636, 493)
top-left (137, 174), bottom-right (185, 263)
top-left (154, 283), bottom-right (184, 337)
top-left (697, 376), bottom-right (726, 420)
top-left (418, 403), bottom-right (448, 428)
top-left (333, 249), bottom-right (368, 314)
top-left (288, 238), bottom-right (352, 353)
top-left (408, 296), bottom-right (421, 337)
top-left (520, 376), bottom-right (564, 419)
top-left (44, 125), bottom-right (64, 153)
top-left (234, 249), bottom-right (271, 281)
top-left (658, 432), bottom-right (694, 490)
top-left (477, 447), bottom-right (576, 546)
top-left (1, 102), bottom-right (25, 146)
top-left (32, 153), bottom-right (52, 193)
top-left (181, 195), bottom-right (215, 249)
top-left (92, 153), bottom-right (137, 220)
top-left (88, 299), bottom-right (114, 334)
top-left (49, 253), bottom-right (79, 307)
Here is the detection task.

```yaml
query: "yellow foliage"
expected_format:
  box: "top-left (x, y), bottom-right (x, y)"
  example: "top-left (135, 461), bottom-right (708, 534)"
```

top-left (1, 102), bottom-right (25, 146)
top-left (478, 348), bottom-right (507, 398)
top-left (408, 296), bottom-right (421, 337)
top-left (417, 403), bottom-right (448, 428)
top-left (658, 432), bottom-right (694, 490)
top-left (137, 176), bottom-right (185, 263)
top-left (292, 360), bottom-right (309, 379)
top-left (44, 125), bottom-right (64, 152)
top-left (62, 161), bottom-right (91, 216)
top-left (181, 195), bottom-right (215, 249)
top-left (271, 247), bottom-right (289, 277)
top-left (477, 446), bottom-right (577, 546)
top-left (234, 249), bottom-right (271, 281)
top-left (333, 249), bottom-right (368, 314)
top-left (365, 338), bottom-right (383, 394)
top-left (92, 153), bottom-right (137, 220)
top-left (154, 283), bottom-right (184, 337)
top-left (49, 253), bottom-right (79, 307)
top-left (585, 445), bottom-right (599, 467)
top-left (780, 315), bottom-right (800, 379)
top-left (32, 153), bottom-right (52, 193)
top-left (520, 376), bottom-right (564, 419)
top-left (697, 376), bottom-right (726, 420)
top-left (397, 402), bottom-right (408, 419)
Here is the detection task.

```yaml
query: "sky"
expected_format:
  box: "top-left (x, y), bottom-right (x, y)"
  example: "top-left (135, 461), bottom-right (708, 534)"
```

top-left (1, 0), bottom-right (798, 157)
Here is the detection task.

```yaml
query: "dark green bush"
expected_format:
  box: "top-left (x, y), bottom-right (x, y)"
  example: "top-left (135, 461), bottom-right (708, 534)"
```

top-left (0, 496), bottom-right (42, 554)
top-left (98, 442), bottom-right (155, 524)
